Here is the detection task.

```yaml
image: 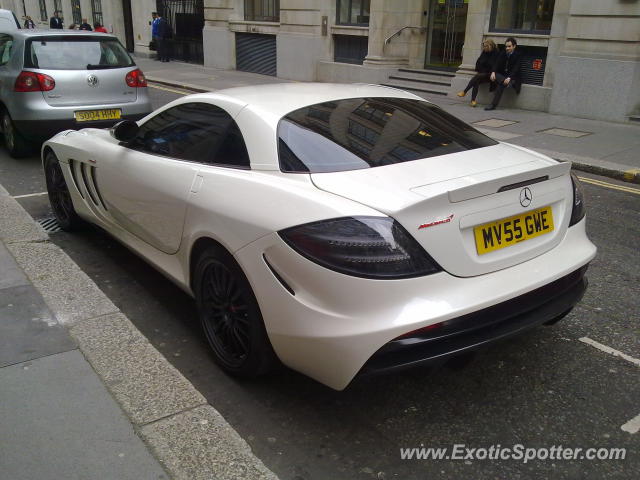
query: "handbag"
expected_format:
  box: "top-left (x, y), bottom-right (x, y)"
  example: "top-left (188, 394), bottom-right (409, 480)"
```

top-left (149, 40), bottom-right (157, 51)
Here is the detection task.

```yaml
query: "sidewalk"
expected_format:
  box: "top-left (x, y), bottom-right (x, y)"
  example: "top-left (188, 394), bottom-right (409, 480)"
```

top-left (0, 182), bottom-right (278, 479)
top-left (134, 56), bottom-right (640, 184)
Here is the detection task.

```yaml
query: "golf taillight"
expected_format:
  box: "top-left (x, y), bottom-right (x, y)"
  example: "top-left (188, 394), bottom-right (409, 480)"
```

top-left (125, 68), bottom-right (147, 87)
top-left (14, 71), bottom-right (55, 92)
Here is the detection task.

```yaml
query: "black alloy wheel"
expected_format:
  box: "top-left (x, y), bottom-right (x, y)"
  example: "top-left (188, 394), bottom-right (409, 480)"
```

top-left (44, 151), bottom-right (84, 231)
top-left (195, 246), bottom-right (276, 377)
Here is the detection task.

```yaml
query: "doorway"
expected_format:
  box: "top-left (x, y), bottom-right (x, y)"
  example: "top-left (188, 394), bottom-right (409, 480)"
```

top-left (424, 0), bottom-right (468, 70)
top-left (122, 0), bottom-right (134, 52)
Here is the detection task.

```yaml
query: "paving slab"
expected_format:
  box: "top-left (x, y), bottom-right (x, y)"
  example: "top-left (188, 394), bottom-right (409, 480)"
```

top-left (475, 128), bottom-right (523, 141)
top-left (0, 241), bottom-right (29, 289)
top-left (0, 350), bottom-right (168, 480)
top-left (69, 312), bottom-right (207, 425)
top-left (0, 284), bottom-right (75, 367)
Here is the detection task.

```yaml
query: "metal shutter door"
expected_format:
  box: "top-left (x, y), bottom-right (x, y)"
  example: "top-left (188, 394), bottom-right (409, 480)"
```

top-left (236, 33), bottom-right (277, 76)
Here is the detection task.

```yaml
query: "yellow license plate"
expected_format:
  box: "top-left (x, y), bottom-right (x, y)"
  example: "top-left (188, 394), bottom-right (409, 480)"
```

top-left (474, 206), bottom-right (554, 255)
top-left (74, 109), bottom-right (121, 122)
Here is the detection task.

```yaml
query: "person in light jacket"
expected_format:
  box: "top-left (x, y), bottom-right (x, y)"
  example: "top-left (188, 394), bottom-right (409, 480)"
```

top-left (456, 39), bottom-right (499, 107)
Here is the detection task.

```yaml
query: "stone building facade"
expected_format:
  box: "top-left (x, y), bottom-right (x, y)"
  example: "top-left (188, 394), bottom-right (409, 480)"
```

top-left (2, 1), bottom-right (638, 123)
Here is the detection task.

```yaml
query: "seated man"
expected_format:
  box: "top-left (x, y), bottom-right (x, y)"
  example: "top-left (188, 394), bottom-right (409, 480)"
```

top-left (485, 37), bottom-right (522, 111)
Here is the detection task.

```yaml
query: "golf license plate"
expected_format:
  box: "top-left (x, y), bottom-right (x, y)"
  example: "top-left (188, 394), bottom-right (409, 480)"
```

top-left (74, 109), bottom-right (121, 122)
top-left (474, 206), bottom-right (554, 255)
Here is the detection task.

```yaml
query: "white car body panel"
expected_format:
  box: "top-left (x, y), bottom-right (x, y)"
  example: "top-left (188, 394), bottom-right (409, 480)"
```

top-left (42, 83), bottom-right (597, 390)
top-left (236, 221), bottom-right (594, 390)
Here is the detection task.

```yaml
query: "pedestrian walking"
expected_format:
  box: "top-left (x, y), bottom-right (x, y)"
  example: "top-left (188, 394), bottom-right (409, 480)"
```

top-left (457, 39), bottom-right (499, 107)
top-left (23, 16), bottom-right (35, 29)
top-left (155, 13), bottom-right (172, 62)
top-left (94, 22), bottom-right (108, 33)
top-left (151, 12), bottom-right (160, 60)
top-left (49, 11), bottom-right (63, 29)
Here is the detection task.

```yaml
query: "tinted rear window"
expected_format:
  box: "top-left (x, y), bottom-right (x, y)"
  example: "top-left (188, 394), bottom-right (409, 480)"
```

top-left (278, 98), bottom-right (498, 173)
top-left (25, 36), bottom-right (134, 70)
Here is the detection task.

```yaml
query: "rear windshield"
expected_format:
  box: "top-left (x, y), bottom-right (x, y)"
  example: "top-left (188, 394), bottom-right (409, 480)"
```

top-left (24, 36), bottom-right (134, 70)
top-left (278, 98), bottom-right (498, 173)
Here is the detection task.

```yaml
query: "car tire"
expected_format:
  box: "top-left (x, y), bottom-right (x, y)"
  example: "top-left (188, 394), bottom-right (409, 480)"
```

top-left (44, 151), bottom-right (85, 231)
top-left (2, 110), bottom-right (31, 158)
top-left (194, 246), bottom-right (277, 378)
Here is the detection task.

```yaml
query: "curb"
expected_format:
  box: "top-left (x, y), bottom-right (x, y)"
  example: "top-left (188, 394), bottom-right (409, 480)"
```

top-left (0, 183), bottom-right (279, 480)
top-left (147, 77), bottom-right (210, 93)
top-left (570, 162), bottom-right (640, 185)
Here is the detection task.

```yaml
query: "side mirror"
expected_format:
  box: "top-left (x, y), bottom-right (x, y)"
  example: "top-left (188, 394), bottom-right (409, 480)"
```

top-left (110, 120), bottom-right (139, 142)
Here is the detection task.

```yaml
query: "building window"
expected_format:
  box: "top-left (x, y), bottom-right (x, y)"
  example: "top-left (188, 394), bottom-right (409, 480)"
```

top-left (334, 34), bottom-right (368, 65)
top-left (490, 0), bottom-right (555, 34)
top-left (337, 0), bottom-right (370, 26)
top-left (92, 0), bottom-right (103, 26)
top-left (348, 120), bottom-right (379, 145)
top-left (71, 0), bottom-right (82, 25)
top-left (38, 0), bottom-right (47, 21)
top-left (244, 0), bottom-right (279, 22)
top-left (353, 102), bottom-right (393, 127)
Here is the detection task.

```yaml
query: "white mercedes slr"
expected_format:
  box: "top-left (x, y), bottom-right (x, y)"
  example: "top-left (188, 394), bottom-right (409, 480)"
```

top-left (42, 83), bottom-right (596, 390)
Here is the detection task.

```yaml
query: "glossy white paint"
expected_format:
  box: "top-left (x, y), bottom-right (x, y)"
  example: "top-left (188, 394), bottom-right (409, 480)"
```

top-left (42, 83), bottom-right (597, 390)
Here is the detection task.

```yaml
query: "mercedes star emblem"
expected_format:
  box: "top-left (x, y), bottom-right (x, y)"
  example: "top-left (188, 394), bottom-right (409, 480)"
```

top-left (519, 187), bottom-right (533, 207)
top-left (87, 74), bottom-right (99, 87)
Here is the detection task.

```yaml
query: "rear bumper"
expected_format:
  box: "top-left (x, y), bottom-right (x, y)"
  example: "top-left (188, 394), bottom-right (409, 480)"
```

top-left (6, 89), bottom-right (152, 142)
top-left (359, 265), bottom-right (588, 378)
top-left (14, 114), bottom-right (147, 142)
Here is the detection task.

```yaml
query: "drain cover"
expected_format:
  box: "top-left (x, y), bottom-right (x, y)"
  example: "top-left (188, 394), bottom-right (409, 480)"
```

top-left (38, 217), bottom-right (62, 233)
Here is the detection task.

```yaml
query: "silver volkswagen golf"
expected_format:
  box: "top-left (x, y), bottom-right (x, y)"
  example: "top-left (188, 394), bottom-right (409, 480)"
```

top-left (0, 30), bottom-right (152, 157)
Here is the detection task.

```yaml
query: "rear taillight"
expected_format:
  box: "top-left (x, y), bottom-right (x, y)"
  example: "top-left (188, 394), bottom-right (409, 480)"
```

top-left (14, 71), bottom-right (55, 92)
top-left (279, 216), bottom-right (442, 279)
top-left (125, 68), bottom-right (147, 88)
top-left (569, 173), bottom-right (586, 226)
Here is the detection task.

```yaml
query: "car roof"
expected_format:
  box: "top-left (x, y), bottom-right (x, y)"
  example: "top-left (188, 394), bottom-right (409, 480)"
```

top-left (9, 29), bottom-right (117, 39)
top-left (203, 82), bottom-right (424, 120)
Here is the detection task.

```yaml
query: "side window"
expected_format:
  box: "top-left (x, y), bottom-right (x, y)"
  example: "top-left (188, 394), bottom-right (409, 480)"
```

top-left (129, 102), bottom-right (250, 168)
top-left (0, 35), bottom-right (13, 66)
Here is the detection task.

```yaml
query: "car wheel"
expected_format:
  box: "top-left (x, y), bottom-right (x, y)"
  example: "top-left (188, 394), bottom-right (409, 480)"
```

top-left (2, 110), bottom-right (31, 158)
top-left (44, 151), bottom-right (84, 231)
top-left (194, 246), bottom-right (277, 377)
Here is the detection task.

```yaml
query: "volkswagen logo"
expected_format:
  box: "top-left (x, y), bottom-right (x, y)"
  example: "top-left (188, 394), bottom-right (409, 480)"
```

top-left (519, 187), bottom-right (533, 207)
top-left (87, 74), bottom-right (99, 87)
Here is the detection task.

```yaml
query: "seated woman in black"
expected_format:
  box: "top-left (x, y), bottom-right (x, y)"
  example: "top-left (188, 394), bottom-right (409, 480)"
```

top-left (457, 39), bottom-right (498, 107)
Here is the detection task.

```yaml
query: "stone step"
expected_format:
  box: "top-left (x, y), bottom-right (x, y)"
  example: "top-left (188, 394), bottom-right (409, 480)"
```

top-left (388, 74), bottom-right (451, 86)
top-left (381, 78), bottom-right (449, 96)
top-left (397, 68), bottom-right (456, 78)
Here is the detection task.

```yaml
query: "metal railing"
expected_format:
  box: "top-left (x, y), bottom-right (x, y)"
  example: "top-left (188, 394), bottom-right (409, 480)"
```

top-left (384, 26), bottom-right (426, 46)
